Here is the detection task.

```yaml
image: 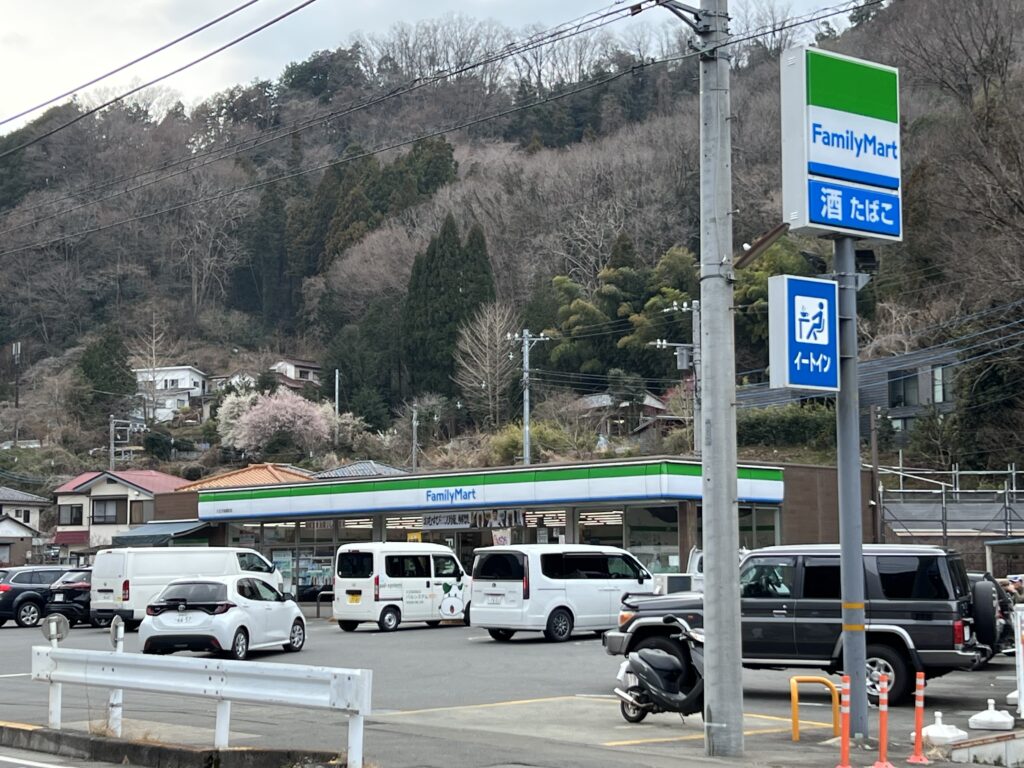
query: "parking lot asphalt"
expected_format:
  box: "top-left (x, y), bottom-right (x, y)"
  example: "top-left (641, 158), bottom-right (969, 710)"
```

top-left (0, 616), bottom-right (1017, 767)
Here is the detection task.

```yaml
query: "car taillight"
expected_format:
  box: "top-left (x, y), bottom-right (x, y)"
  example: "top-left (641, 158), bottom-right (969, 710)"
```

top-left (0, 584), bottom-right (10, 593)
top-left (146, 604), bottom-right (163, 616)
top-left (523, 559), bottom-right (530, 601)
top-left (954, 619), bottom-right (965, 646)
top-left (374, 574), bottom-right (380, 602)
top-left (122, 579), bottom-right (130, 601)
top-left (212, 602), bottom-right (236, 615)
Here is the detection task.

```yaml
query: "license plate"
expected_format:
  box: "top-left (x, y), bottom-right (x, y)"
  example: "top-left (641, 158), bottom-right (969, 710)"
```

top-left (176, 614), bottom-right (192, 625)
top-left (486, 594), bottom-right (502, 605)
top-left (53, 594), bottom-right (64, 602)
top-left (347, 594), bottom-right (360, 604)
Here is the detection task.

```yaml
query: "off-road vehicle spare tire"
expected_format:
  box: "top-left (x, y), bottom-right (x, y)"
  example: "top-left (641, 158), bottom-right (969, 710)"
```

top-left (972, 579), bottom-right (999, 648)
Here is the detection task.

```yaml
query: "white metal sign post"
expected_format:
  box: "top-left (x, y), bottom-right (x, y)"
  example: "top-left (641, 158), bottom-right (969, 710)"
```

top-left (780, 45), bottom-right (903, 740)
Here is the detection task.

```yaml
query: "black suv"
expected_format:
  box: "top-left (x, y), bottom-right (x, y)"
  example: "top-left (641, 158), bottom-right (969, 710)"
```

top-left (603, 544), bottom-right (992, 703)
top-left (0, 566), bottom-right (71, 628)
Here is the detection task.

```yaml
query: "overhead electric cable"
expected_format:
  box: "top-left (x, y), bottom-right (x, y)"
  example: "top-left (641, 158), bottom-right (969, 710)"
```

top-left (0, 0), bottom-right (263, 128)
top-left (0, 0), bottom-right (322, 162)
top-left (0, 0), bottom-right (883, 257)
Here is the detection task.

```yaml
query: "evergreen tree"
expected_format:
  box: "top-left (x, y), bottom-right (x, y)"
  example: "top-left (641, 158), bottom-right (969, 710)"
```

top-left (79, 327), bottom-right (136, 419)
top-left (403, 215), bottom-right (495, 396)
top-left (245, 185), bottom-right (290, 329)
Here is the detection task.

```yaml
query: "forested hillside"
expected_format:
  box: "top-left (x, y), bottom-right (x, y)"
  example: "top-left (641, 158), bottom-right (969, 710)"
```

top-left (0, 0), bottom-right (1021, 474)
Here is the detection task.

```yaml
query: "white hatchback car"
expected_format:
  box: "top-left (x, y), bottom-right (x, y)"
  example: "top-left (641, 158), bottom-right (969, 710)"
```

top-left (139, 576), bottom-right (305, 660)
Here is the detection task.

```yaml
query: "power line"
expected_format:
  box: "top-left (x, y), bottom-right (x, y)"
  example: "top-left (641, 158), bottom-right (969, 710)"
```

top-left (0, 0), bottom-right (646, 234)
top-left (0, 0), bottom-right (876, 255)
top-left (0, 0), bottom-right (322, 162)
top-left (0, 0), bottom-right (264, 129)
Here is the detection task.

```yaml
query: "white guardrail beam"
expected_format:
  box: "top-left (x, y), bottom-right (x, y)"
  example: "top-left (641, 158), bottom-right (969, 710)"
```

top-left (31, 646), bottom-right (371, 767)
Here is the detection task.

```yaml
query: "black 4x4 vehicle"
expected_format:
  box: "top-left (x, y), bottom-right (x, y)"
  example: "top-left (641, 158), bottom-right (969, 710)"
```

top-left (0, 566), bottom-right (71, 628)
top-left (604, 545), bottom-right (993, 703)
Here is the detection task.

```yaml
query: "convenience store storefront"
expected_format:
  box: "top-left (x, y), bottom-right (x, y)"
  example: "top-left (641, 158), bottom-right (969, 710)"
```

top-left (196, 458), bottom-right (784, 594)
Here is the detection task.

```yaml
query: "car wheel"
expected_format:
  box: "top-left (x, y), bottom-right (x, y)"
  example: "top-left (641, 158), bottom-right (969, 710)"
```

top-left (91, 617), bottom-right (111, 629)
top-left (0, 620), bottom-right (5, 628)
top-left (15, 601), bottom-right (41, 628)
top-left (426, 620), bottom-right (442, 628)
top-left (378, 607), bottom-right (400, 632)
top-left (284, 620), bottom-right (305, 652)
top-left (463, 603), bottom-right (471, 626)
top-left (488, 628), bottom-right (515, 642)
top-left (338, 621), bottom-right (359, 632)
top-left (865, 644), bottom-right (910, 704)
top-left (228, 628), bottom-right (249, 661)
top-left (543, 608), bottom-right (574, 642)
top-left (973, 580), bottom-right (999, 648)
top-left (125, 620), bottom-right (141, 632)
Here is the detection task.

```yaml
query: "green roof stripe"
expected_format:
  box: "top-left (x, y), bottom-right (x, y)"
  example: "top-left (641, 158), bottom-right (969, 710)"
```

top-left (807, 50), bottom-right (898, 123)
top-left (197, 460), bottom-right (782, 504)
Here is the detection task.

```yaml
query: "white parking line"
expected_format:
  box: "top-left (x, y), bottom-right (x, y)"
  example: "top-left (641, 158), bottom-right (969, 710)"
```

top-left (0, 755), bottom-right (76, 767)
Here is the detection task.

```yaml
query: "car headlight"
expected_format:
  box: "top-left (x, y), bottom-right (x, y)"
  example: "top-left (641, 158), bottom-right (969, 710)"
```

top-left (618, 610), bottom-right (636, 629)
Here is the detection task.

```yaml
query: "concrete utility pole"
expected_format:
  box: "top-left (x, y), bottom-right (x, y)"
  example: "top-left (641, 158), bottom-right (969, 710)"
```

top-left (411, 404), bottom-right (419, 472)
top-left (663, 0), bottom-right (743, 755)
top-left (334, 369), bottom-right (340, 446)
top-left (12, 342), bottom-right (20, 409)
top-left (835, 236), bottom-right (869, 739)
top-left (870, 404), bottom-right (882, 543)
top-left (510, 329), bottom-right (549, 466)
top-left (108, 415), bottom-right (116, 472)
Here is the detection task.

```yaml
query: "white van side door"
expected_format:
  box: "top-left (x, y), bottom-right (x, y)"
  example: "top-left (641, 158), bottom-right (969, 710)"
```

top-left (384, 554), bottom-right (431, 621)
top-left (431, 554), bottom-right (466, 621)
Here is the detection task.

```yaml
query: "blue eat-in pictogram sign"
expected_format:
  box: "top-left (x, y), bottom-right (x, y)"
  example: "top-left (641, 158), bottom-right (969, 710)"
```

top-left (768, 275), bottom-right (840, 392)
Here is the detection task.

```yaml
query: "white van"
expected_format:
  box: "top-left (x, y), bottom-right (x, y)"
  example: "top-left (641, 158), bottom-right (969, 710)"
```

top-left (470, 544), bottom-right (654, 642)
top-left (333, 542), bottom-right (470, 632)
top-left (91, 547), bottom-right (282, 628)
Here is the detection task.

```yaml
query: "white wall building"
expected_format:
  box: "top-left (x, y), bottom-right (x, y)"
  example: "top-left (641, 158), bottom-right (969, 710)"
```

top-left (0, 487), bottom-right (49, 532)
top-left (134, 365), bottom-right (208, 422)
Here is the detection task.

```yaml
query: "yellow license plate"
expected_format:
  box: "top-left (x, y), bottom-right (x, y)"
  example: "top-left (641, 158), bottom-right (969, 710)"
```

top-left (347, 594), bottom-right (360, 604)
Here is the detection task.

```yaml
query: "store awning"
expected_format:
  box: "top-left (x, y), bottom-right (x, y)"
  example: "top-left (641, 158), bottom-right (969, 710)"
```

top-left (111, 520), bottom-right (209, 547)
top-left (53, 530), bottom-right (89, 546)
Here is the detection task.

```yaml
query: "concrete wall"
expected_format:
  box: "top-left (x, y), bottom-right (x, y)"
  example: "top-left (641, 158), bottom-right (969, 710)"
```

top-left (0, 535), bottom-right (33, 566)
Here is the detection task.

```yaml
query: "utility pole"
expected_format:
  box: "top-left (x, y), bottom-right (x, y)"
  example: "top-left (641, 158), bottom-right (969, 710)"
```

top-left (334, 369), bottom-right (340, 446)
top-left (108, 415), bottom-right (116, 472)
top-left (836, 236), bottom-right (869, 739)
top-left (510, 329), bottom-right (549, 466)
top-left (662, 0), bottom-right (743, 755)
top-left (411, 404), bottom-right (419, 472)
top-left (12, 342), bottom-right (20, 409)
top-left (649, 300), bottom-right (701, 456)
top-left (870, 404), bottom-right (882, 543)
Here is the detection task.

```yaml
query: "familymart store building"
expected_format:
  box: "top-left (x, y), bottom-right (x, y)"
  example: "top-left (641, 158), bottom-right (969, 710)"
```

top-left (196, 458), bottom-right (785, 593)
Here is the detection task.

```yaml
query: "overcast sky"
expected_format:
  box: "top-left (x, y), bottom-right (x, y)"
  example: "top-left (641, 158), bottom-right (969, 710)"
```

top-left (1, 0), bottom-right (830, 135)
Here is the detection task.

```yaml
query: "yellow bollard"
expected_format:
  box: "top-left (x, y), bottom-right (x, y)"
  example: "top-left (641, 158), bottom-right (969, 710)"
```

top-left (789, 675), bottom-right (841, 742)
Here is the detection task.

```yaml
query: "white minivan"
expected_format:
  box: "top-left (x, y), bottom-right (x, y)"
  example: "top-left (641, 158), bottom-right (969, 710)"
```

top-left (91, 546), bottom-right (282, 628)
top-left (333, 542), bottom-right (470, 632)
top-left (470, 544), bottom-right (654, 642)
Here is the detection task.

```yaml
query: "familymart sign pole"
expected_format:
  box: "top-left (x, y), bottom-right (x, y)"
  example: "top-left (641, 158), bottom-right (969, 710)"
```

top-left (781, 46), bottom-right (903, 740)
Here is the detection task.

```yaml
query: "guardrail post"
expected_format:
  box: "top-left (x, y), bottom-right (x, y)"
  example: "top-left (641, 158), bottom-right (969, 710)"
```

top-left (108, 620), bottom-right (124, 737)
top-left (47, 621), bottom-right (61, 730)
top-left (348, 713), bottom-right (364, 768)
top-left (837, 675), bottom-right (851, 768)
top-left (214, 700), bottom-right (231, 749)
top-left (873, 674), bottom-right (894, 768)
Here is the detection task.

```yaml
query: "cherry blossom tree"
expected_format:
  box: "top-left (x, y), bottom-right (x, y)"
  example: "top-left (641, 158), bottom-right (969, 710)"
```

top-left (232, 389), bottom-right (331, 454)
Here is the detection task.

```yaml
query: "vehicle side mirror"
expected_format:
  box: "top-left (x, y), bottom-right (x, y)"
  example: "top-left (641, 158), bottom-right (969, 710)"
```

top-left (456, 572), bottom-right (463, 583)
top-left (638, 571), bottom-right (648, 583)
top-left (283, 592), bottom-right (295, 602)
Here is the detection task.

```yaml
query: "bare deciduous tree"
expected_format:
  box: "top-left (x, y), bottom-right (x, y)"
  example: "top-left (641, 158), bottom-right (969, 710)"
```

top-left (453, 302), bottom-right (520, 428)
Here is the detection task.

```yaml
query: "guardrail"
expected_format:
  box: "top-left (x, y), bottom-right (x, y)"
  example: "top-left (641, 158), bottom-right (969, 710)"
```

top-left (31, 645), bottom-right (372, 768)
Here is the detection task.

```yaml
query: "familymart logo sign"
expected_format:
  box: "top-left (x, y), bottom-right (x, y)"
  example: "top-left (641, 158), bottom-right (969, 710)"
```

top-left (781, 47), bottom-right (902, 242)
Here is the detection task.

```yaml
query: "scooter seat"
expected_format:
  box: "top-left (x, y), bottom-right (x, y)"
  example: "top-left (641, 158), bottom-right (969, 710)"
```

top-left (636, 648), bottom-right (683, 673)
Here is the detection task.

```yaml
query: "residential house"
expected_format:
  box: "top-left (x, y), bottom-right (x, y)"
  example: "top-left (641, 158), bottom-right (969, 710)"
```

top-left (53, 470), bottom-right (189, 562)
top-left (134, 365), bottom-right (209, 423)
top-left (208, 369), bottom-right (261, 393)
top-left (574, 391), bottom-right (668, 437)
top-left (314, 460), bottom-right (407, 479)
top-left (734, 346), bottom-right (959, 446)
top-left (0, 515), bottom-right (40, 566)
top-left (0, 486), bottom-right (50, 532)
top-left (269, 358), bottom-right (321, 391)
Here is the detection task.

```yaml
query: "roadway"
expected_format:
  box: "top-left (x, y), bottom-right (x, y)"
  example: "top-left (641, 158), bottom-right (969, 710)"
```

top-left (0, 616), bottom-right (1015, 767)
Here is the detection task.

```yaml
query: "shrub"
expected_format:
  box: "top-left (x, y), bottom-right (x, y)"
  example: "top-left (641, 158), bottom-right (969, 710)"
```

top-left (737, 403), bottom-right (835, 449)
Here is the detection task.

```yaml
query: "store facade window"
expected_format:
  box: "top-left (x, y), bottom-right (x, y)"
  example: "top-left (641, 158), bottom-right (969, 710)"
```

top-left (624, 506), bottom-right (678, 573)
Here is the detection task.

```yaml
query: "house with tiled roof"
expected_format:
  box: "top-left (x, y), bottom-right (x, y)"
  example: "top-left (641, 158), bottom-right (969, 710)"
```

top-left (269, 358), bottom-right (321, 391)
top-left (0, 514), bottom-right (41, 566)
top-left (0, 486), bottom-right (50, 533)
top-left (314, 460), bottom-right (406, 479)
top-left (53, 470), bottom-right (189, 562)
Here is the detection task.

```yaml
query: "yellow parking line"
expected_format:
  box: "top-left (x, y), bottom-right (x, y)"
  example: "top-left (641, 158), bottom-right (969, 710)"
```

top-left (746, 712), bottom-right (835, 728)
top-left (0, 721), bottom-right (41, 731)
top-left (603, 726), bottom-right (801, 747)
top-left (379, 695), bottom-right (579, 717)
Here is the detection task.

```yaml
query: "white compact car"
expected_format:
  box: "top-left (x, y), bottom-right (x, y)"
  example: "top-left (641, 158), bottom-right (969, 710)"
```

top-left (139, 575), bottom-right (305, 660)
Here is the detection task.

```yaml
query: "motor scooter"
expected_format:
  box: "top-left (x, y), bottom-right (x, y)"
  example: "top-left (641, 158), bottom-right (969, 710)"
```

top-left (613, 614), bottom-right (705, 723)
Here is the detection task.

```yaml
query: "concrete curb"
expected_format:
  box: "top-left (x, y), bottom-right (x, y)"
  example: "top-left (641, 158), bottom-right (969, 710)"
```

top-left (0, 721), bottom-right (345, 768)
